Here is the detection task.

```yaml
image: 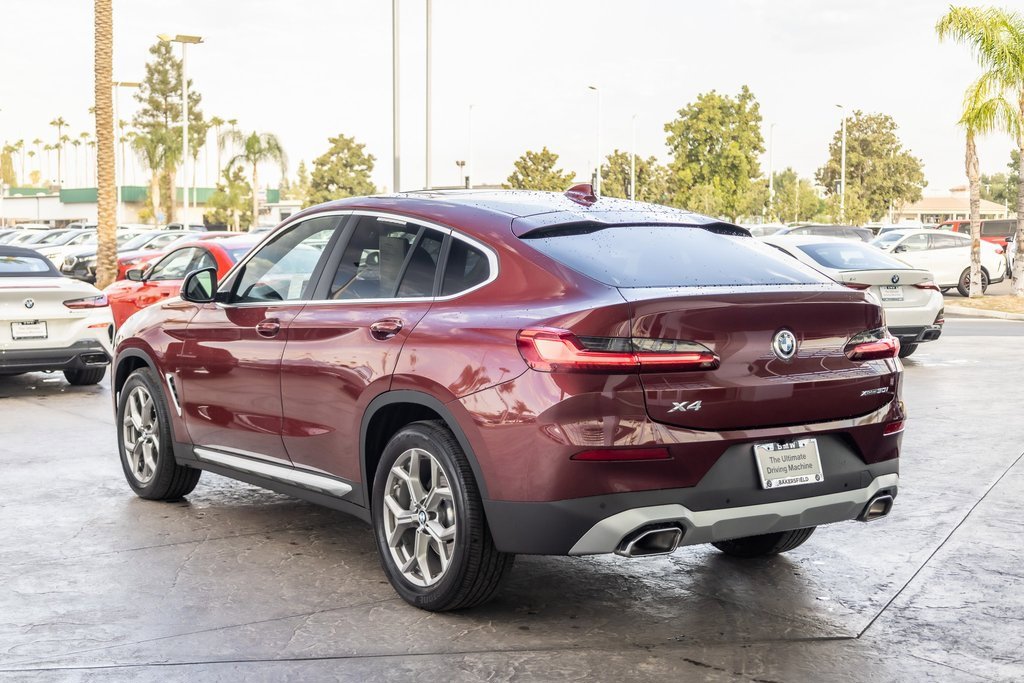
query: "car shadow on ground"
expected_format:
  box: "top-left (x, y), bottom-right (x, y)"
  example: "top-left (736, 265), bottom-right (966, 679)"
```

top-left (0, 372), bottom-right (107, 399)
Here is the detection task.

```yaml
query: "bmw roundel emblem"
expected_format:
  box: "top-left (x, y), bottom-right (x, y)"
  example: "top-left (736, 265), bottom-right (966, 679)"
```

top-left (23, 298), bottom-right (35, 309)
top-left (891, 274), bottom-right (900, 284)
top-left (772, 329), bottom-right (797, 361)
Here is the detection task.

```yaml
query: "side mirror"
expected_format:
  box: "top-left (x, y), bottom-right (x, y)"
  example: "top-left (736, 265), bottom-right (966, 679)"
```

top-left (181, 267), bottom-right (217, 303)
top-left (125, 268), bottom-right (145, 281)
top-left (894, 245), bottom-right (907, 253)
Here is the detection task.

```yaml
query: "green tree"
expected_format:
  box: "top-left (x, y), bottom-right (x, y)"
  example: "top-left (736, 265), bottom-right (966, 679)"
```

top-left (980, 170), bottom-right (1012, 205)
top-left (598, 149), bottom-right (670, 204)
top-left (307, 134), bottom-right (377, 206)
top-left (221, 130), bottom-right (287, 224)
top-left (49, 117), bottom-right (67, 184)
top-left (816, 111), bottom-right (926, 223)
top-left (204, 165), bottom-right (253, 231)
top-left (282, 160), bottom-right (311, 204)
top-left (769, 168), bottom-right (823, 222)
top-left (0, 145), bottom-right (16, 186)
top-left (663, 86), bottom-right (764, 220)
top-left (133, 41), bottom-right (205, 223)
top-left (504, 147), bottom-right (575, 191)
top-left (937, 6), bottom-right (1024, 295)
top-left (130, 129), bottom-right (170, 224)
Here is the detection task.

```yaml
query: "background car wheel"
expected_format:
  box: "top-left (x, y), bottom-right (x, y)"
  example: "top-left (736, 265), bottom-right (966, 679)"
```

top-left (940, 287), bottom-right (951, 294)
top-left (372, 420), bottom-right (514, 611)
top-left (117, 368), bottom-right (201, 500)
top-left (957, 268), bottom-right (989, 297)
top-left (64, 366), bottom-right (107, 385)
top-left (898, 343), bottom-right (918, 358)
top-left (711, 527), bottom-right (816, 558)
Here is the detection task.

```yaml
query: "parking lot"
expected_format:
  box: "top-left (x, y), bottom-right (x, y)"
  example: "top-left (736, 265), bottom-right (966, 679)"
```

top-left (0, 316), bottom-right (1021, 682)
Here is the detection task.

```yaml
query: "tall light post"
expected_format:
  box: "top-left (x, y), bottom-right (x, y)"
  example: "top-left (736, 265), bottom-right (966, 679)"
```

top-left (112, 80), bottom-right (140, 224)
top-left (392, 0), bottom-right (401, 193)
top-left (158, 34), bottom-right (203, 221)
top-left (425, 0), bottom-right (432, 190)
top-left (629, 114), bottom-right (637, 201)
top-left (767, 122), bottom-right (776, 220)
top-left (588, 85), bottom-right (601, 195)
top-left (467, 104), bottom-right (475, 189)
top-left (835, 104), bottom-right (847, 223)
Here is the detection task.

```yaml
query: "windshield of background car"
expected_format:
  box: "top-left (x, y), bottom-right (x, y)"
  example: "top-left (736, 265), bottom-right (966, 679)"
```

top-left (797, 242), bottom-right (911, 271)
top-left (225, 246), bottom-right (256, 262)
top-left (871, 232), bottom-right (905, 248)
top-left (522, 225), bottom-right (828, 287)
top-left (119, 233), bottom-right (158, 250)
top-left (0, 253), bottom-right (58, 276)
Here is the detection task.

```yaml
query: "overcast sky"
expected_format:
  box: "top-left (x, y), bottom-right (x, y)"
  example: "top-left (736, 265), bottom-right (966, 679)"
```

top-left (0, 0), bottom-right (1018, 195)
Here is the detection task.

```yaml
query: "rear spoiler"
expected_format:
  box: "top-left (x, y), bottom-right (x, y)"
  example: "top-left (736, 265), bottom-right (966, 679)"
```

top-left (516, 218), bottom-right (751, 239)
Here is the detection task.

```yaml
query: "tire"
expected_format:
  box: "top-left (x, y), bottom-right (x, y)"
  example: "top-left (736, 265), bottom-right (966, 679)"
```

top-left (711, 527), bottom-right (816, 558)
top-left (898, 343), bottom-right (918, 359)
top-left (957, 268), bottom-right (989, 297)
top-left (64, 366), bottom-right (107, 385)
top-left (116, 368), bottom-right (201, 500)
top-left (371, 420), bottom-right (514, 611)
top-left (940, 287), bottom-right (951, 294)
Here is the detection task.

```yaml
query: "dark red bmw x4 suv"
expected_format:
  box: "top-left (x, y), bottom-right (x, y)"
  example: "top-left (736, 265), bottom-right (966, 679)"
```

top-left (112, 188), bottom-right (904, 611)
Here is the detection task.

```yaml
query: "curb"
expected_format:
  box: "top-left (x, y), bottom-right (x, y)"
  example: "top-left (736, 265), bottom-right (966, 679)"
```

top-left (943, 304), bottom-right (1024, 321)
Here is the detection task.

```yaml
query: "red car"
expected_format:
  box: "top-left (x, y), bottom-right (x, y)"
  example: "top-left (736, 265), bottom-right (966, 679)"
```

top-left (937, 218), bottom-right (1016, 249)
top-left (105, 236), bottom-right (257, 328)
top-left (111, 188), bottom-right (903, 611)
top-left (116, 231), bottom-right (240, 280)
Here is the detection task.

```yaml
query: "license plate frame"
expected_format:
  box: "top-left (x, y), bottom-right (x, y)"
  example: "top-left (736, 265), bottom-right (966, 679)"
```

top-left (880, 285), bottom-right (904, 301)
top-left (752, 439), bottom-right (824, 490)
top-left (11, 320), bottom-right (48, 340)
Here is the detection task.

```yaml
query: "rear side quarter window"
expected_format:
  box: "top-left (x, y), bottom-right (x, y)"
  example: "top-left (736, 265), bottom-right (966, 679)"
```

top-left (441, 239), bottom-right (491, 296)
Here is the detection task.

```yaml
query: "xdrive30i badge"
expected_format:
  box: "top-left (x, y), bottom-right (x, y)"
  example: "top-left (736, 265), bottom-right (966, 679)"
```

top-left (772, 329), bottom-right (797, 360)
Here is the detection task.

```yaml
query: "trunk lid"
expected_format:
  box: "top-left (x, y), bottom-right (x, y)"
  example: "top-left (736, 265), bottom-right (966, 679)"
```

top-left (622, 285), bottom-right (896, 431)
top-left (835, 268), bottom-right (934, 310)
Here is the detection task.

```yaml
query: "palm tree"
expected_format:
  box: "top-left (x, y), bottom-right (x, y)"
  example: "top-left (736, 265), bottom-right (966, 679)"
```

top-left (49, 117), bottom-right (67, 184)
top-left (221, 130), bottom-right (287, 228)
top-left (43, 143), bottom-right (54, 182)
top-left (79, 132), bottom-right (92, 186)
top-left (26, 150), bottom-right (36, 184)
top-left (71, 138), bottom-right (82, 186)
top-left (93, 0), bottom-right (117, 288)
top-left (937, 7), bottom-right (1024, 296)
top-left (14, 140), bottom-right (24, 186)
top-left (209, 116), bottom-right (226, 180)
top-left (131, 130), bottom-right (168, 225)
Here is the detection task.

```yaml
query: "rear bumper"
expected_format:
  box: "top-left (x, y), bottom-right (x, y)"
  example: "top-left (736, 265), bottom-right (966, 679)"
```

top-left (0, 339), bottom-right (111, 373)
top-left (483, 436), bottom-right (900, 555)
top-left (889, 325), bottom-right (942, 344)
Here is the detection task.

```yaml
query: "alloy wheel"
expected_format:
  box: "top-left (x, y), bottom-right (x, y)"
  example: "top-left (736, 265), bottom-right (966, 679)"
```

top-left (122, 385), bottom-right (160, 485)
top-left (381, 447), bottom-right (457, 587)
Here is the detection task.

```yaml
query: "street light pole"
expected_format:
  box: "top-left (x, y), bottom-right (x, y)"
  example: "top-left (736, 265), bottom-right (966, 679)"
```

top-left (425, 0), bottom-right (432, 190)
top-left (836, 104), bottom-right (847, 223)
top-left (392, 0), bottom-right (401, 193)
top-left (588, 86), bottom-right (601, 195)
top-left (767, 122), bottom-right (776, 220)
top-left (630, 114), bottom-right (637, 201)
top-left (158, 34), bottom-right (203, 223)
top-left (467, 104), bottom-right (474, 189)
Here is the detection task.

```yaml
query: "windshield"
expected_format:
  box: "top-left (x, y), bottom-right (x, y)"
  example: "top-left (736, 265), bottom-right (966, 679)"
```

top-left (0, 253), bottom-right (58, 276)
top-left (870, 232), bottom-right (905, 249)
top-left (523, 225), bottom-right (827, 288)
top-left (119, 232), bottom-right (159, 250)
top-left (797, 242), bottom-right (910, 271)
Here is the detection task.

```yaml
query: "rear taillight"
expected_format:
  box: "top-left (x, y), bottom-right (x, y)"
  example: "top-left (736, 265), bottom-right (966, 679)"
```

top-left (883, 420), bottom-right (905, 436)
top-left (934, 310), bottom-right (944, 326)
top-left (914, 281), bottom-right (941, 292)
top-left (843, 282), bottom-right (871, 290)
top-left (516, 328), bottom-right (719, 373)
top-left (64, 294), bottom-right (109, 309)
top-left (844, 328), bottom-right (900, 361)
top-left (996, 246), bottom-right (1005, 255)
top-left (571, 447), bottom-right (671, 461)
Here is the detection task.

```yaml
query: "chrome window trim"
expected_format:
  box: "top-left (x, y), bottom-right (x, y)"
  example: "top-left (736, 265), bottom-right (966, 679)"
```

top-left (215, 208), bottom-right (498, 309)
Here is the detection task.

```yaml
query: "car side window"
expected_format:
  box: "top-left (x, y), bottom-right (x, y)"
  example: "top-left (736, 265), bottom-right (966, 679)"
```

top-left (231, 216), bottom-right (338, 303)
top-left (899, 234), bottom-right (930, 252)
top-left (327, 216), bottom-right (438, 300)
top-left (441, 239), bottom-right (490, 296)
top-left (149, 248), bottom-right (199, 281)
top-left (928, 233), bottom-right (961, 250)
top-left (191, 248), bottom-right (217, 272)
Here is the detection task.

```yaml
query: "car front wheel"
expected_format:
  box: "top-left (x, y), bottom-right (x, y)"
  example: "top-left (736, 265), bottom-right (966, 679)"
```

top-left (371, 420), bottom-right (514, 611)
top-left (117, 368), bottom-right (201, 500)
top-left (957, 268), bottom-right (989, 297)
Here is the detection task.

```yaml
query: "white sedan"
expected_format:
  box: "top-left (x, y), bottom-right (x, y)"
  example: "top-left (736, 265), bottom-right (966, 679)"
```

top-left (762, 235), bottom-right (943, 358)
top-left (871, 229), bottom-right (1006, 296)
top-left (0, 246), bottom-right (114, 385)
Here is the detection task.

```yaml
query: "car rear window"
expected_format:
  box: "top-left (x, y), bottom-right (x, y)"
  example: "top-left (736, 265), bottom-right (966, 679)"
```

top-left (796, 242), bottom-right (909, 271)
top-left (522, 225), bottom-right (826, 287)
top-left (0, 253), bottom-right (59, 276)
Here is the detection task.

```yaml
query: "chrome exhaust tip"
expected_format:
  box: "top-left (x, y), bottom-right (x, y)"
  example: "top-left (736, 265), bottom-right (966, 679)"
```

top-left (615, 525), bottom-right (683, 558)
top-left (858, 494), bottom-right (894, 522)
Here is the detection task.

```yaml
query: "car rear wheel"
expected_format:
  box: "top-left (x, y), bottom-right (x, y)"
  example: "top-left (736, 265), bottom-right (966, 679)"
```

top-left (957, 268), bottom-right (989, 297)
top-left (711, 527), bottom-right (816, 558)
top-left (117, 368), bottom-right (201, 500)
top-left (371, 420), bottom-right (514, 611)
top-left (64, 367), bottom-right (107, 385)
top-left (898, 343), bottom-right (918, 359)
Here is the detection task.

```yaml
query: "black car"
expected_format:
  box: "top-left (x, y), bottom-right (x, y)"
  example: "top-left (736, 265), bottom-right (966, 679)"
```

top-left (773, 224), bottom-right (874, 243)
top-left (60, 231), bottom-right (185, 282)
